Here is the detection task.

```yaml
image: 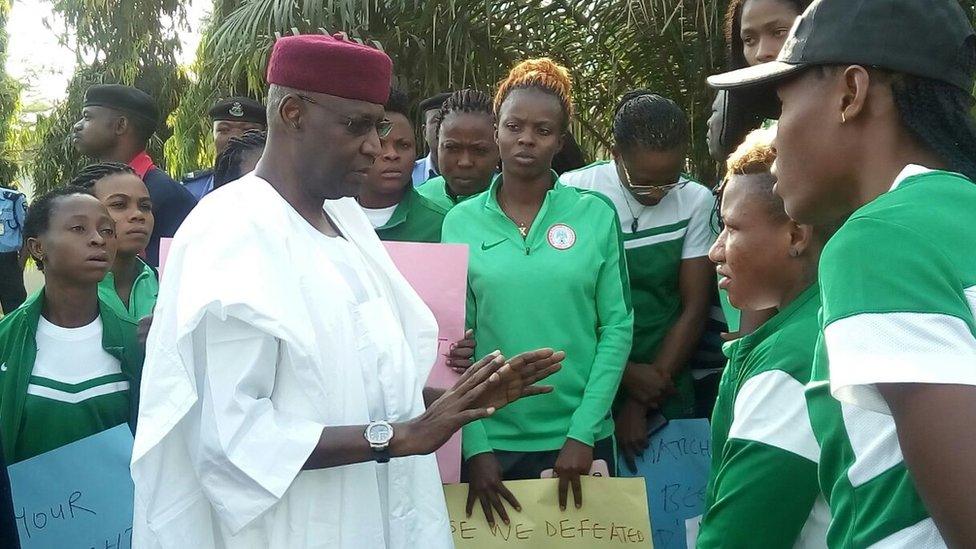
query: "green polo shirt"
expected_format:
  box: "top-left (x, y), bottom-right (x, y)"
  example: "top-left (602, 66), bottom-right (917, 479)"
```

top-left (562, 161), bottom-right (714, 418)
top-left (375, 187), bottom-right (448, 243)
top-left (699, 283), bottom-right (826, 548)
top-left (415, 176), bottom-right (482, 212)
top-left (442, 173), bottom-right (633, 458)
top-left (807, 167), bottom-right (976, 547)
top-left (98, 258), bottom-right (159, 321)
top-left (0, 291), bottom-right (143, 463)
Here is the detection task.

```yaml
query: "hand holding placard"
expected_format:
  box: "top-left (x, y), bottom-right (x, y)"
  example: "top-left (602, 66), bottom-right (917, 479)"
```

top-left (444, 477), bottom-right (653, 548)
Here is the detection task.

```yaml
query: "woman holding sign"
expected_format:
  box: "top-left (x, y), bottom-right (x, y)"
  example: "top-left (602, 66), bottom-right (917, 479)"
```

top-left (442, 58), bottom-right (633, 525)
top-left (697, 128), bottom-right (829, 548)
top-left (0, 187), bottom-right (143, 463)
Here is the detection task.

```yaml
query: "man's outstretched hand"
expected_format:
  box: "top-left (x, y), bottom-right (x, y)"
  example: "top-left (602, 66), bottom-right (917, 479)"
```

top-left (473, 348), bottom-right (564, 412)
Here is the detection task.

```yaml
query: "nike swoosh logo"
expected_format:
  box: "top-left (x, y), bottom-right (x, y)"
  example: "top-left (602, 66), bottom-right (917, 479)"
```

top-left (481, 239), bottom-right (506, 251)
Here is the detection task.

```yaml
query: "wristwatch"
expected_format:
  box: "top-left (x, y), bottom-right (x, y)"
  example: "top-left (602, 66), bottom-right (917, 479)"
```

top-left (364, 420), bottom-right (394, 463)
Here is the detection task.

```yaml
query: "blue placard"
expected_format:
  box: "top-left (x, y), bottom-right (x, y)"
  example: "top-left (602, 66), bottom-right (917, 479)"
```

top-left (7, 424), bottom-right (135, 549)
top-left (618, 418), bottom-right (712, 549)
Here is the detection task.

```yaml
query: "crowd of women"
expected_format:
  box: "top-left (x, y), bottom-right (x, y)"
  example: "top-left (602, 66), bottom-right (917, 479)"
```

top-left (1, 0), bottom-right (975, 546)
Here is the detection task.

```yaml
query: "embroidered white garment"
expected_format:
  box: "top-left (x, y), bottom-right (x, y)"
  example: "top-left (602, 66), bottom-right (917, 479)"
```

top-left (130, 174), bottom-right (448, 549)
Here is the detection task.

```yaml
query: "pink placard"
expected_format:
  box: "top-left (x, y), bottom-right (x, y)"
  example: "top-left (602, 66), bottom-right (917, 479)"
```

top-left (158, 237), bottom-right (174, 279)
top-left (383, 241), bottom-right (469, 483)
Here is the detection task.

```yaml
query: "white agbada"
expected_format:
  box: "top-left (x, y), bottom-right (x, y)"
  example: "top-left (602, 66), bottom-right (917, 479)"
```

top-left (130, 174), bottom-right (453, 548)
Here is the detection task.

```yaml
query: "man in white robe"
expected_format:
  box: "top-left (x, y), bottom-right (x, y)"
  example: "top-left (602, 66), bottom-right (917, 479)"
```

top-left (130, 33), bottom-right (560, 549)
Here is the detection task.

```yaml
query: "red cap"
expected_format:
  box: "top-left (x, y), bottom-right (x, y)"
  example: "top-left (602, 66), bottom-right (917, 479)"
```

top-left (266, 33), bottom-right (393, 105)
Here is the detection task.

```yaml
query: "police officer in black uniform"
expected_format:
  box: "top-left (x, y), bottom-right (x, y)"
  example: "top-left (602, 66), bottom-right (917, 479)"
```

top-left (182, 97), bottom-right (267, 201)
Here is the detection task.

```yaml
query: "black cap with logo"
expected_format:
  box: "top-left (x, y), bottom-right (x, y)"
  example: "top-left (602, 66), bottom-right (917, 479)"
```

top-left (709, 0), bottom-right (976, 93)
top-left (208, 97), bottom-right (267, 126)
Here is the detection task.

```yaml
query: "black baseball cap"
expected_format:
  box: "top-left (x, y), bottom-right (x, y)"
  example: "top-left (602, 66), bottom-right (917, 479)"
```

top-left (209, 97), bottom-right (267, 125)
top-left (83, 84), bottom-right (160, 126)
top-left (709, 0), bottom-right (976, 93)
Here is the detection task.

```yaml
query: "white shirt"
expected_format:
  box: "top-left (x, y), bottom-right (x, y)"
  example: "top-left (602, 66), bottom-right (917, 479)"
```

top-left (131, 174), bottom-right (448, 549)
top-left (561, 160), bottom-right (714, 259)
top-left (362, 204), bottom-right (398, 229)
top-left (30, 316), bottom-right (127, 403)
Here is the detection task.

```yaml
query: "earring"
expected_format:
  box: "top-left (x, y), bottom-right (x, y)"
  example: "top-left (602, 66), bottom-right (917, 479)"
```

top-left (789, 248), bottom-right (800, 258)
top-left (841, 112), bottom-right (847, 124)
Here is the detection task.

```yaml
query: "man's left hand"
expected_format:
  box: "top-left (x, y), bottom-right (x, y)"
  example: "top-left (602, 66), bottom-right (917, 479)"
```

top-left (472, 348), bottom-right (564, 411)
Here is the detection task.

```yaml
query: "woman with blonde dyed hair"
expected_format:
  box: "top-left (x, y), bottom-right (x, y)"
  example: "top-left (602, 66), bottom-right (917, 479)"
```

top-left (697, 128), bottom-right (830, 548)
top-left (442, 58), bottom-right (633, 524)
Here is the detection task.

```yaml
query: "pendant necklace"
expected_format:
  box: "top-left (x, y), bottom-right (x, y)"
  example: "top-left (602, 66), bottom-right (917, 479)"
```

top-left (620, 185), bottom-right (646, 233)
top-left (498, 191), bottom-right (531, 238)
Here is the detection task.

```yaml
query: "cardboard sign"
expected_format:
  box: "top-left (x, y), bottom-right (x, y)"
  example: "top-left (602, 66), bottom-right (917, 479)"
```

top-left (8, 424), bottom-right (135, 549)
top-left (383, 241), bottom-right (469, 483)
top-left (619, 419), bottom-right (711, 549)
top-left (444, 477), bottom-right (653, 547)
top-left (158, 237), bottom-right (173, 278)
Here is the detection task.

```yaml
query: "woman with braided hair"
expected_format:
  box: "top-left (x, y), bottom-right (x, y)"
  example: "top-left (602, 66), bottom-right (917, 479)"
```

top-left (0, 187), bottom-right (143, 464)
top-left (72, 162), bottom-right (158, 322)
top-left (711, 0), bottom-right (976, 544)
top-left (443, 58), bottom-right (632, 523)
top-left (418, 89), bottom-right (499, 211)
top-left (213, 129), bottom-right (266, 191)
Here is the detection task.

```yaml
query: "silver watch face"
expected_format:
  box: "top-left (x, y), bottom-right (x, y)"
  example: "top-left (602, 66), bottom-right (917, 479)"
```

top-left (366, 422), bottom-right (393, 445)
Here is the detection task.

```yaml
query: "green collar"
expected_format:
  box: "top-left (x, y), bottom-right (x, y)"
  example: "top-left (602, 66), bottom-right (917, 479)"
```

top-left (101, 257), bottom-right (155, 292)
top-left (0, 290), bottom-right (142, 456)
top-left (446, 176), bottom-right (493, 205)
top-left (379, 186), bottom-right (420, 230)
top-left (723, 282), bottom-right (820, 358)
top-left (483, 170), bottom-right (566, 244)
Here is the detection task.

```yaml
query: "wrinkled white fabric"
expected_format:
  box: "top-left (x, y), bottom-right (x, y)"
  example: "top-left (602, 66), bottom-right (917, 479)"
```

top-left (130, 174), bottom-right (450, 549)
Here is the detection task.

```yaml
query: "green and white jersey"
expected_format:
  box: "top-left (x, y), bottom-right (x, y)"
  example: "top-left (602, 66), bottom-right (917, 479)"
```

top-left (562, 160), bottom-right (714, 417)
top-left (18, 315), bottom-right (130, 461)
top-left (808, 166), bottom-right (976, 548)
top-left (698, 284), bottom-right (828, 549)
top-left (0, 291), bottom-right (142, 464)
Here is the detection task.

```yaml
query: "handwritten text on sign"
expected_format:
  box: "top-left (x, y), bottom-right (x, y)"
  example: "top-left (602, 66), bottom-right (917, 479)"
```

top-left (619, 418), bottom-right (711, 549)
top-left (444, 477), bottom-right (653, 548)
top-left (7, 424), bottom-right (135, 549)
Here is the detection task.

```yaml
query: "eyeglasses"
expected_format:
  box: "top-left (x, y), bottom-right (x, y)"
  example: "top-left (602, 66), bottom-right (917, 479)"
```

top-left (296, 94), bottom-right (394, 138)
top-left (619, 161), bottom-right (688, 197)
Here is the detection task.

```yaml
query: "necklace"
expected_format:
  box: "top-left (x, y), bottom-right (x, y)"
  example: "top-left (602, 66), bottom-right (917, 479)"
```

top-left (618, 179), bottom-right (646, 233)
top-left (497, 191), bottom-right (534, 238)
